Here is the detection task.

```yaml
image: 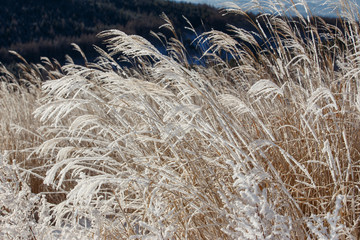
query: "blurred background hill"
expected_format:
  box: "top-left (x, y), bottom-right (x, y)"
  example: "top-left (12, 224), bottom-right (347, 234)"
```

top-left (0, 0), bottom-right (256, 64)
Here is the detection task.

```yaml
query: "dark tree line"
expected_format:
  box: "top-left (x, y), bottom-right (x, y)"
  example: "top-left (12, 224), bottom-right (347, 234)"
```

top-left (0, 0), bottom-right (256, 64)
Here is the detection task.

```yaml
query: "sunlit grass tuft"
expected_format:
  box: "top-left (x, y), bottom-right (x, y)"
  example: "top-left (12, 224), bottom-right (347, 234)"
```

top-left (1, 0), bottom-right (360, 239)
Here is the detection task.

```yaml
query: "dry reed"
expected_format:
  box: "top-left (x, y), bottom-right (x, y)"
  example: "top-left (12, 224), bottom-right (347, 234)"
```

top-left (0, 0), bottom-right (360, 239)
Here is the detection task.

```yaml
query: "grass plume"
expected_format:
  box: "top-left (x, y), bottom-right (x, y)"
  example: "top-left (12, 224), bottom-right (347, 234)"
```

top-left (1, 0), bottom-right (360, 239)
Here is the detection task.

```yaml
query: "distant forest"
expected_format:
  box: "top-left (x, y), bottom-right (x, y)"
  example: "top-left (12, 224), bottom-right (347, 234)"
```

top-left (0, 0), bottom-right (342, 64)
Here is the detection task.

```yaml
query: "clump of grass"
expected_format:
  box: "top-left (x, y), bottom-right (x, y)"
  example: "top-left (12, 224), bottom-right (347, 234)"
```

top-left (1, 0), bottom-right (360, 239)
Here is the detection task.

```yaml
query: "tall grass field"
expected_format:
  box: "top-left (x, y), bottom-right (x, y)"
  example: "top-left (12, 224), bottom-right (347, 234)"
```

top-left (0, 0), bottom-right (360, 239)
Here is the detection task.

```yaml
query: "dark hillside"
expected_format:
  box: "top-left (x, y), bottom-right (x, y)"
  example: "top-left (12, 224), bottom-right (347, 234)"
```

top-left (0, 0), bottom-right (254, 64)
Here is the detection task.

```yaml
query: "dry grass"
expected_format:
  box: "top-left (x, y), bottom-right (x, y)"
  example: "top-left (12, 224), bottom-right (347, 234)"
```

top-left (1, 0), bottom-right (360, 239)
